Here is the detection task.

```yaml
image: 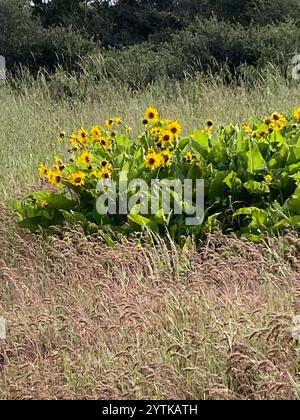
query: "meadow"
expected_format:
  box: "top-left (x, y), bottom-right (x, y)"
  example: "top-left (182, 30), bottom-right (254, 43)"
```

top-left (0, 71), bottom-right (300, 399)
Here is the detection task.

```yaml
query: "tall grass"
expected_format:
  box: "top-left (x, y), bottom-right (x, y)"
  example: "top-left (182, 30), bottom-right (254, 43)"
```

top-left (1, 207), bottom-right (300, 399)
top-left (1, 67), bottom-right (300, 199)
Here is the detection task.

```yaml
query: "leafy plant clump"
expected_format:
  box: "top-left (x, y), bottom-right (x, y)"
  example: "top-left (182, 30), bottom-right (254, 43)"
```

top-left (9, 107), bottom-right (300, 242)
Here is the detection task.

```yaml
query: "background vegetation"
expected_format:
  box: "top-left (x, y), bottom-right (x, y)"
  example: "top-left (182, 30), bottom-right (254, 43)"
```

top-left (1, 0), bottom-right (300, 86)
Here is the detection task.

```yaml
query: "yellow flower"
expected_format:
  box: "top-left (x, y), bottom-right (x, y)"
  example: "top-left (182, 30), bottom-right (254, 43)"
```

top-left (114, 116), bottom-right (122, 125)
top-left (105, 119), bottom-right (114, 130)
top-left (294, 108), bottom-right (300, 121)
top-left (38, 164), bottom-right (47, 178)
top-left (90, 125), bottom-right (102, 142)
top-left (38, 199), bottom-right (48, 208)
top-left (47, 169), bottom-right (63, 188)
top-left (77, 128), bottom-right (89, 146)
top-left (100, 168), bottom-right (112, 179)
top-left (160, 150), bottom-right (172, 167)
top-left (252, 129), bottom-right (267, 139)
top-left (125, 124), bottom-right (132, 133)
top-left (242, 123), bottom-right (253, 134)
top-left (264, 174), bottom-right (273, 184)
top-left (159, 130), bottom-right (175, 148)
top-left (184, 151), bottom-right (195, 163)
top-left (76, 151), bottom-right (93, 168)
top-left (100, 161), bottom-right (113, 178)
top-left (91, 170), bottom-right (103, 180)
top-left (70, 133), bottom-right (79, 149)
top-left (144, 107), bottom-right (159, 123)
top-left (204, 125), bottom-right (212, 135)
top-left (270, 113), bottom-right (287, 131)
top-left (144, 150), bottom-right (162, 171)
top-left (54, 155), bottom-right (64, 170)
top-left (99, 136), bottom-right (111, 151)
top-left (91, 161), bottom-right (113, 180)
top-left (150, 127), bottom-right (161, 137)
top-left (101, 160), bottom-right (113, 171)
top-left (167, 121), bottom-right (182, 137)
top-left (69, 172), bottom-right (86, 187)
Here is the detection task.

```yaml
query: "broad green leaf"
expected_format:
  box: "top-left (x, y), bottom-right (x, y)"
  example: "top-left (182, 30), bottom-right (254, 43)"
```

top-left (128, 211), bottom-right (157, 230)
top-left (32, 192), bottom-right (76, 211)
top-left (246, 141), bottom-right (267, 173)
top-left (205, 213), bottom-right (222, 231)
top-left (115, 134), bottom-right (132, 149)
top-left (19, 216), bottom-right (53, 231)
top-left (244, 180), bottom-right (270, 194)
top-left (223, 171), bottom-right (242, 191)
top-left (193, 129), bottom-right (209, 150)
top-left (233, 207), bottom-right (268, 230)
top-left (283, 184), bottom-right (300, 214)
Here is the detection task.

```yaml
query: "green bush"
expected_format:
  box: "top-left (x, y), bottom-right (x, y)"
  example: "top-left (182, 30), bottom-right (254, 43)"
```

top-left (82, 18), bottom-right (300, 88)
top-left (0, 0), bottom-right (97, 74)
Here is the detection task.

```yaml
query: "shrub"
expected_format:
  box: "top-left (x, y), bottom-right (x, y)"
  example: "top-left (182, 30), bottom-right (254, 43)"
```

top-left (0, 0), bottom-right (97, 74)
top-left (83, 18), bottom-right (300, 88)
top-left (8, 106), bottom-right (300, 242)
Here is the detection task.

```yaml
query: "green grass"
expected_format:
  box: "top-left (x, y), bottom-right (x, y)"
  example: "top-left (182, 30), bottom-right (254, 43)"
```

top-left (0, 72), bottom-right (300, 400)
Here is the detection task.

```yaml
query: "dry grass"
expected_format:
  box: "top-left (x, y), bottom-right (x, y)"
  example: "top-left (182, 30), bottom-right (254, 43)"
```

top-left (1, 202), bottom-right (300, 400)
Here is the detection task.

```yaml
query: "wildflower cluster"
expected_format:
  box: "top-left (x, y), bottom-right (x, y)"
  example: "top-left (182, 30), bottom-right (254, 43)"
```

top-left (9, 107), bottom-right (300, 241)
top-left (38, 117), bottom-right (126, 190)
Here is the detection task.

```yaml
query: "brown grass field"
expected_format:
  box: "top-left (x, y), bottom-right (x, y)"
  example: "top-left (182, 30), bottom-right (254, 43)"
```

top-left (1, 73), bottom-right (300, 399)
top-left (1, 202), bottom-right (300, 399)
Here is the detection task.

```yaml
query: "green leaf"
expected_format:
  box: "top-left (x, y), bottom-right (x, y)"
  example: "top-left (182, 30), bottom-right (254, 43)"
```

top-left (128, 211), bottom-right (157, 230)
top-left (177, 136), bottom-right (192, 151)
top-left (115, 134), bottom-right (132, 149)
top-left (32, 192), bottom-right (76, 211)
top-left (205, 213), bottom-right (222, 231)
top-left (273, 215), bottom-right (300, 230)
top-left (246, 141), bottom-right (267, 173)
top-left (193, 129), bottom-right (209, 150)
top-left (223, 171), bottom-right (242, 192)
top-left (233, 207), bottom-right (269, 230)
top-left (283, 184), bottom-right (300, 214)
top-left (61, 210), bottom-right (87, 225)
top-left (244, 180), bottom-right (270, 194)
top-left (19, 216), bottom-right (53, 231)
